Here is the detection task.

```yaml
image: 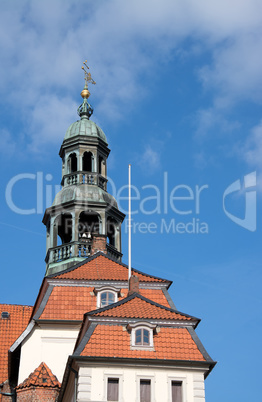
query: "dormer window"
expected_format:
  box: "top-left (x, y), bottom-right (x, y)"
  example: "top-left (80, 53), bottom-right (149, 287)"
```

top-left (101, 291), bottom-right (115, 307)
top-left (128, 322), bottom-right (156, 350)
top-left (135, 328), bottom-right (150, 346)
top-left (94, 286), bottom-right (120, 308)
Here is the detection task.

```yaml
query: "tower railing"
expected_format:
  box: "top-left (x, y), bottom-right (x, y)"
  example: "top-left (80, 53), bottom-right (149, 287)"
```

top-left (62, 171), bottom-right (107, 190)
top-left (45, 241), bottom-right (92, 264)
top-left (45, 241), bottom-right (123, 265)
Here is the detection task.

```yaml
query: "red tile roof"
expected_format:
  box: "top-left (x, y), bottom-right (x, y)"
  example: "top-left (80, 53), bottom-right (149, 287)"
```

top-left (52, 254), bottom-right (167, 283)
top-left (39, 287), bottom-right (171, 320)
top-left (80, 325), bottom-right (205, 361)
top-left (123, 288), bottom-right (171, 308)
top-left (91, 294), bottom-right (193, 321)
top-left (39, 286), bottom-right (96, 320)
top-left (16, 362), bottom-right (61, 389)
top-left (0, 304), bottom-right (33, 384)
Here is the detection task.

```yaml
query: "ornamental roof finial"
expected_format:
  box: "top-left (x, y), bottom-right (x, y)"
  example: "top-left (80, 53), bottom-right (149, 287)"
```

top-left (81, 60), bottom-right (96, 99)
top-left (78, 60), bottom-right (96, 119)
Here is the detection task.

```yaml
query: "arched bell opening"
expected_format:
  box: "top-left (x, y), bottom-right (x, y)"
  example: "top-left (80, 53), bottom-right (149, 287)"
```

top-left (98, 156), bottom-right (106, 176)
top-left (106, 217), bottom-right (117, 248)
top-left (78, 211), bottom-right (101, 241)
top-left (54, 213), bottom-right (73, 246)
top-left (46, 220), bottom-right (51, 250)
top-left (68, 153), bottom-right (77, 173)
top-left (83, 151), bottom-right (93, 172)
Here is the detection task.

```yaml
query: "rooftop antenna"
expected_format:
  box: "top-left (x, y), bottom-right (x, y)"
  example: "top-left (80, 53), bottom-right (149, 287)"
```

top-left (128, 164), bottom-right (132, 281)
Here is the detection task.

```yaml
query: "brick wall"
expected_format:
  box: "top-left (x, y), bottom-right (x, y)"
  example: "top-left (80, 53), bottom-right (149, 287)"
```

top-left (0, 381), bottom-right (13, 402)
top-left (16, 387), bottom-right (60, 402)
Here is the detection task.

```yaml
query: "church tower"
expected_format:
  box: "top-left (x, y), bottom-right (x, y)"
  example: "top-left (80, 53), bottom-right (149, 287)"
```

top-left (1, 63), bottom-right (215, 402)
top-left (43, 63), bottom-right (125, 276)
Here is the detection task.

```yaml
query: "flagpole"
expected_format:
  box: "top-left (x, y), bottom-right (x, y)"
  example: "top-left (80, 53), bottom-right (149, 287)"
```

top-left (128, 164), bottom-right (131, 280)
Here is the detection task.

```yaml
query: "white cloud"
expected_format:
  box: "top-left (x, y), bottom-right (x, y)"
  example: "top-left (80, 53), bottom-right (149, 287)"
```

top-left (0, 129), bottom-right (16, 155)
top-left (1, 0), bottom-right (262, 151)
top-left (244, 122), bottom-right (262, 169)
top-left (138, 145), bottom-right (161, 174)
top-left (27, 95), bottom-right (79, 152)
top-left (199, 33), bottom-right (262, 103)
top-left (195, 108), bottom-right (240, 138)
top-left (238, 121), bottom-right (262, 192)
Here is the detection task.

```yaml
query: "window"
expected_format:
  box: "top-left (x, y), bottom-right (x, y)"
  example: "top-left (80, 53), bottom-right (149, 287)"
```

top-left (95, 286), bottom-right (119, 308)
top-left (140, 379), bottom-right (151, 402)
top-left (99, 155), bottom-right (103, 174)
top-left (82, 151), bottom-right (93, 172)
top-left (107, 378), bottom-right (119, 401)
top-left (171, 381), bottom-right (182, 402)
top-left (68, 153), bottom-right (77, 173)
top-left (100, 291), bottom-right (115, 307)
top-left (128, 322), bottom-right (156, 349)
top-left (135, 328), bottom-right (149, 346)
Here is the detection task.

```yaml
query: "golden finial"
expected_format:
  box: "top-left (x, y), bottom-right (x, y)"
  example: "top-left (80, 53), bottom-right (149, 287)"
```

top-left (81, 60), bottom-right (96, 99)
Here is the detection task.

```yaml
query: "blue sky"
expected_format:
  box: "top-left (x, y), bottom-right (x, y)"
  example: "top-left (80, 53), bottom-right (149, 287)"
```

top-left (1, 1), bottom-right (262, 400)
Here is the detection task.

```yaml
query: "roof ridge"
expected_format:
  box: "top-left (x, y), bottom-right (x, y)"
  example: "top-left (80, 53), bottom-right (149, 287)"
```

top-left (47, 252), bottom-right (113, 277)
top-left (87, 292), bottom-right (199, 321)
top-left (47, 252), bottom-right (171, 283)
top-left (0, 303), bottom-right (33, 308)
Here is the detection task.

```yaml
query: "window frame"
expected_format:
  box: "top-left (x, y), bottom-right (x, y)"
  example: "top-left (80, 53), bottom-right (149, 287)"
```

top-left (95, 286), bottom-right (120, 308)
top-left (135, 328), bottom-right (150, 346)
top-left (128, 322), bottom-right (156, 350)
top-left (135, 374), bottom-right (154, 402)
top-left (168, 376), bottom-right (186, 402)
top-left (104, 373), bottom-right (123, 402)
top-left (100, 291), bottom-right (116, 308)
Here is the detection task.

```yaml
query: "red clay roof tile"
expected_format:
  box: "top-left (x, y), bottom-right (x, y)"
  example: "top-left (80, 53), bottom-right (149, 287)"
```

top-left (123, 288), bottom-right (171, 308)
top-left (52, 254), bottom-right (167, 283)
top-left (91, 295), bottom-right (193, 321)
top-left (39, 287), bottom-right (171, 320)
top-left (39, 286), bottom-right (96, 320)
top-left (0, 304), bottom-right (33, 384)
top-left (16, 362), bottom-right (61, 389)
top-left (80, 325), bottom-right (205, 361)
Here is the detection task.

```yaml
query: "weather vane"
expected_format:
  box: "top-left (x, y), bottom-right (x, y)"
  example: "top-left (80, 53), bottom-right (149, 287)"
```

top-left (82, 60), bottom-right (96, 89)
top-left (79, 60), bottom-right (95, 116)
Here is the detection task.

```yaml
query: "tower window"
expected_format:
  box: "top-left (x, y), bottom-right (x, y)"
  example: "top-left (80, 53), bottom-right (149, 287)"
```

top-left (107, 378), bottom-right (119, 401)
top-left (78, 212), bottom-right (100, 238)
top-left (83, 151), bottom-right (93, 172)
top-left (99, 155), bottom-right (105, 175)
top-left (68, 153), bottom-right (77, 173)
top-left (107, 218), bottom-right (117, 247)
top-left (56, 213), bottom-right (73, 245)
top-left (100, 291), bottom-right (115, 307)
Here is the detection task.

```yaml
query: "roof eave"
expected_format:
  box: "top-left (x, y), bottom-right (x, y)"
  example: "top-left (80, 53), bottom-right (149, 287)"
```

top-left (74, 355), bottom-right (216, 373)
